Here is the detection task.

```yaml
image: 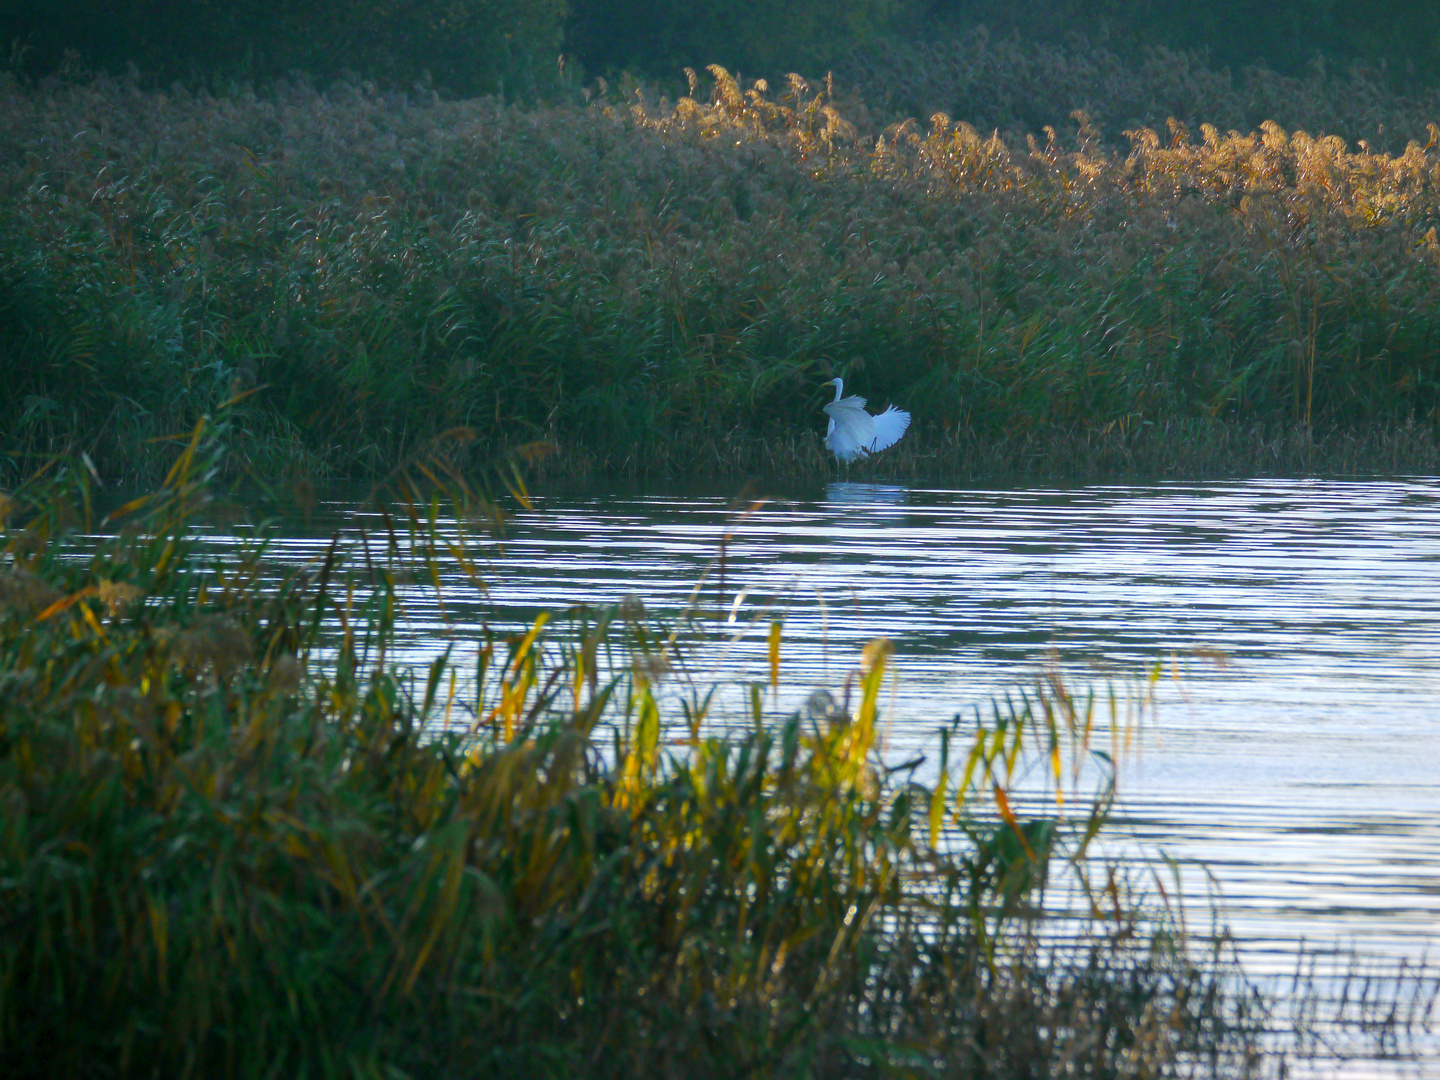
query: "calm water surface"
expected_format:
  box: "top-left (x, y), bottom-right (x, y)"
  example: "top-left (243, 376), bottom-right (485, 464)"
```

top-left (259, 476), bottom-right (1440, 1071)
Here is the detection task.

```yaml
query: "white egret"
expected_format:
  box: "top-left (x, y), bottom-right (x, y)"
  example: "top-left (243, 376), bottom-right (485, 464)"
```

top-left (822, 378), bottom-right (910, 463)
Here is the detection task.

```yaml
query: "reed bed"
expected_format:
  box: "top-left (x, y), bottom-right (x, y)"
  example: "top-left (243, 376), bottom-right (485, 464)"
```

top-left (2, 44), bottom-right (1440, 485)
top-left (838, 34), bottom-right (1440, 153)
top-left (0, 426), bottom-right (1276, 1078)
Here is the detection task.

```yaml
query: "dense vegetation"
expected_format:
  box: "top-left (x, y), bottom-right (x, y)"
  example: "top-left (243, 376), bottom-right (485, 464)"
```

top-left (3, 46), bottom-right (1440, 484)
top-left (909, 2), bottom-right (1440, 88)
top-left (0, 432), bottom-right (1264, 1078)
top-left (1, 0), bottom-right (568, 97)
top-left (7, 1), bottom-right (1440, 91)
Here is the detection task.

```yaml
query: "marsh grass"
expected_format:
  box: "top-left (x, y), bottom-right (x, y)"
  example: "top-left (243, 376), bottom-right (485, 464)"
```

top-left (2, 47), bottom-right (1439, 486)
top-left (1257, 948), bottom-right (1440, 1070)
top-left (838, 34), bottom-right (1440, 155)
top-left (532, 418), bottom-right (1440, 484)
top-left (0, 423), bottom-right (1280, 1078)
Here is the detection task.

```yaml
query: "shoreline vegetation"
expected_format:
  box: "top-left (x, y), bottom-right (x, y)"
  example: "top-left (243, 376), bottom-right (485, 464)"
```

top-left (4, 430), bottom-right (1435, 1076)
top-left (0, 432), bottom-right (1276, 1077)
top-left (3, 40), bottom-right (1440, 486)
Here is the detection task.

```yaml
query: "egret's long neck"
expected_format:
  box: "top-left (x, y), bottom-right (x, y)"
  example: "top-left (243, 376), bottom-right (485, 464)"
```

top-left (832, 379), bottom-right (844, 402)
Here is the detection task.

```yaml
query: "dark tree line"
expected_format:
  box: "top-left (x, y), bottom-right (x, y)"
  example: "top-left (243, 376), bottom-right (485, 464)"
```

top-left (0, 0), bottom-right (567, 94)
top-left (921, 1), bottom-right (1440, 84)
top-left (3, 1), bottom-right (1439, 94)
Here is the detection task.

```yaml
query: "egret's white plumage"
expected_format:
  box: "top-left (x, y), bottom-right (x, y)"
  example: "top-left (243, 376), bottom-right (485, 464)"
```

top-left (822, 378), bottom-right (910, 462)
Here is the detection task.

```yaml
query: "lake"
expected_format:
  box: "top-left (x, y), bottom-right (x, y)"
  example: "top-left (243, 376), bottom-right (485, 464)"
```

top-left (246, 475), bottom-right (1440, 1075)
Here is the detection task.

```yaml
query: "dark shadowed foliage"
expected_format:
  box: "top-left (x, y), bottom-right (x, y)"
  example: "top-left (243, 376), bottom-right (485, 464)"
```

top-left (565, 0), bottom-right (907, 81)
top-left (915, 1), bottom-right (1440, 87)
top-left (1, 0), bottom-right (567, 96)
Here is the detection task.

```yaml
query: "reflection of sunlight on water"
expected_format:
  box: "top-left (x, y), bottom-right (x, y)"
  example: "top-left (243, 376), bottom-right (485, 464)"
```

top-left (198, 476), bottom-right (1440, 1074)
top-left (824, 481), bottom-right (909, 505)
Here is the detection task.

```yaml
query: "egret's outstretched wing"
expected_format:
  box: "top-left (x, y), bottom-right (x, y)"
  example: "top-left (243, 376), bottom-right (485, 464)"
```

top-left (820, 383), bottom-right (908, 463)
top-left (823, 399), bottom-right (875, 462)
top-left (867, 406), bottom-right (910, 453)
